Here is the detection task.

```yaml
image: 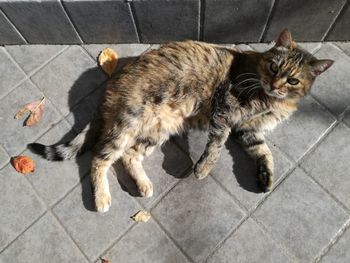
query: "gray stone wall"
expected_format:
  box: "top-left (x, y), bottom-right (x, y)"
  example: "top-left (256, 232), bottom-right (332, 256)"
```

top-left (0, 0), bottom-right (349, 45)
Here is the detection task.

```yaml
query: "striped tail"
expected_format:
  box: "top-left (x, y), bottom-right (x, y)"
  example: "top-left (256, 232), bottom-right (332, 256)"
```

top-left (28, 113), bottom-right (102, 161)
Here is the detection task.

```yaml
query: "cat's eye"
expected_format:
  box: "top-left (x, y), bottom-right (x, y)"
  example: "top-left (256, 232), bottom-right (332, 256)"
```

top-left (287, 78), bottom-right (299, 85)
top-left (270, 62), bottom-right (278, 73)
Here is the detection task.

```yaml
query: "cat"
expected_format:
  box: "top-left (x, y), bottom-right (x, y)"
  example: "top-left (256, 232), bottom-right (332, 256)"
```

top-left (29, 29), bottom-right (333, 213)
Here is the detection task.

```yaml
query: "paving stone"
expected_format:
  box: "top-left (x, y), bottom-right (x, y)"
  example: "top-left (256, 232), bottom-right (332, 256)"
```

top-left (249, 42), bottom-right (274, 52)
top-left (0, 47), bottom-right (26, 99)
top-left (132, 0), bottom-right (199, 43)
top-left (326, 4), bottom-right (350, 41)
top-left (343, 109), bottom-right (350, 127)
top-left (0, 80), bottom-right (62, 156)
top-left (321, 227), bottom-right (350, 263)
top-left (336, 42), bottom-right (350, 57)
top-left (235, 44), bottom-right (253, 51)
top-left (0, 0), bottom-right (81, 44)
top-left (254, 168), bottom-right (349, 262)
top-left (263, 0), bottom-right (346, 42)
top-left (301, 123), bottom-right (350, 209)
top-left (64, 0), bottom-right (138, 43)
top-left (174, 130), bottom-right (292, 210)
top-left (31, 46), bottom-right (106, 116)
top-left (267, 95), bottom-right (335, 161)
top-left (0, 146), bottom-right (10, 169)
top-left (6, 45), bottom-right (67, 74)
top-left (25, 119), bottom-right (91, 207)
top-left (0, 213), bottom-right (87, 263)
top-left (249, 42), bottom-right (322, 54)
top-left (204, 0), bottom-right (273, 43)
top-left (312, 43), bottom-right (350, 115)
top-left (114, 141), bottom-right (192, 208)
top-left (152, 176), bottom-right (245, 262)
top-left (0, 164), bottom-right (46, 251)
top-left (207, 218), bottom-right (292, 263)
top-left (0, 9), bottom-right (25, 45)
top-left (53, 173), bottom-right (141, 261)
top-left (102, 218), bottom-right (189, 263)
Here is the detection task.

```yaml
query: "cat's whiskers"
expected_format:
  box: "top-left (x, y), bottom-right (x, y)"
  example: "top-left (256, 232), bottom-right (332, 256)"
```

top-left (234, 72), bottom-right (258, 81)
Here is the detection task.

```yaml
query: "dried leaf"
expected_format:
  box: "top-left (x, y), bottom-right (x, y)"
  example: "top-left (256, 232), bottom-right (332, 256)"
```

top-left (15, 97), bottom-right (45, 126)
top-left (12, 155), bottom-right (35, 174)
top-left (131, 210), bottom-right (151, 222)
top-left (98, 48), bottom-right (118, 77)
top-left (100, 258), bottom-right (111, 263)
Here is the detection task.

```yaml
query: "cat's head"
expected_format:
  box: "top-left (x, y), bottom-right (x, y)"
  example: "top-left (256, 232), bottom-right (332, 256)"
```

top-left (258, 29), bottom-right (333, 100)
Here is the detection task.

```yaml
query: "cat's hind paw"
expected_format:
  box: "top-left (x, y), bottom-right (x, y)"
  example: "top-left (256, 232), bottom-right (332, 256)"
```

top-left (257, 165), bottom-right (273, 193)
top-left (95, 191), bottom-right (112, 213)
top-left (194, 162), bottom-right (210, 180)
top-left (137, 179), bottom-right (153, 198)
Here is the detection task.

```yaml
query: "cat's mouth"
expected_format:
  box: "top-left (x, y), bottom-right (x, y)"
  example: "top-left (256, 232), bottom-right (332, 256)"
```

top-left (260, 79), bottom-right (287, 99)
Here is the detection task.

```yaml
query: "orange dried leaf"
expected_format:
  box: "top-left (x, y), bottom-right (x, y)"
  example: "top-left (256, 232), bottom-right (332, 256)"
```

top-left (15, 97), bottom-right (45, 126)
top-left (98, 48), bottom-right (118, 77)
top-left (131, 210), bottom-right (151, 222)
top-left (100, 258), bottom-right (112, 263)
top-left (12, 156), bottom-right (35, 174)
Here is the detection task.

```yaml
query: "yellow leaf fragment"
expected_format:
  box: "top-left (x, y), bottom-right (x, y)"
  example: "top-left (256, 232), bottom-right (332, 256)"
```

top-left (100, 258), bottom-right (111, 263)
top-left (98, 48), bottom-right (118, 77)
top-left (15, 97), bottom-right (45, 126)
top-left (131, 210), bottom-right (151, 222)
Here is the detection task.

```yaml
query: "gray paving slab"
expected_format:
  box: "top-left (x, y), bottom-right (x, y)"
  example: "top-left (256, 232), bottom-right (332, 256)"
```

top-left (312, 43), bottom-right (350, 116)
top-left (203, 0), bottom-right (273, 43)
top-left (0, 0), bottom-right (81, 44)
top-left (0, 80), bottom-right (62, 156)
top-left (152, 176), bottom-right (245, 262)
top-left (132, 0), bottom-right (199, 43)
top-left (343, 109), bottom-right (350, 127)
top-left (0, 9), bottom-right (25, 45)
top-left (0, 47), bottom-right (26, 99)
top-left (174, 130), bottom-right (292, 210)
top-left (114, 141), bottom-right (192, 208)
top-left (0, 213), bottom-right (87, 263)
top-left (0, 146), bottom-right (10, 169)
top-left (254, 168), bottom-right (349, 262)
top-left (207, 218), bottom-right (292, 263)
top-left (25, 119), bottom-right (91, 207)
top-left (263, 0), bottom-right (346, 41)
top-left (0, 164), bottom-right (46, 252)
top-left (101, 218), bottom-right (189, 263)
top-left (321, 226), bottom-right (350, 263)
top-left (249, 42), bottom-right (322, 54)
top-left (31, 46), bottom-right (106, 116)
top-left (326, 4), bottom-right (350, 41)
top-left (53, 173), bottom-right (141, 261)
top-left (301, 123), bottom-right (350, 210)
top-left (336, 42), bottom-right (350, 57)
top-left (6, 45), bottom-right (67, 75)
top-left (267, 95), bottom-right (336, 161)
top-left (64, 0), bottom-right (138, 44)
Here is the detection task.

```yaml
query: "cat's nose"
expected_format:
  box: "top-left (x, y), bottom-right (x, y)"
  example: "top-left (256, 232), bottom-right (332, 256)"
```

top-left (270, 82), bottom-right (279, 91)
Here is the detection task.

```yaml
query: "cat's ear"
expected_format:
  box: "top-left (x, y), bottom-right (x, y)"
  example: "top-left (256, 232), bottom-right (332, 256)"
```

top-left (310, 59), bottom-right (334, 76)
top-left (275, 29), bottom-right (293, 49)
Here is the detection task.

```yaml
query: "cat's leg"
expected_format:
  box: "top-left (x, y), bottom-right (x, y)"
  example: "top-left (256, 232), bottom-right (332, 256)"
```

top-left (91, 130), bottom-right (134, 213)
top-left (122, 142), bottom-right (156, 198)
top-left (235, 129), bottom-right (274, 192)
top-left (194, 123), bottom-right (231, 180)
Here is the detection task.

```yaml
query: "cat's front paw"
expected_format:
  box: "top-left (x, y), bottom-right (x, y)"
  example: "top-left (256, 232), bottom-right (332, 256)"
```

top-left (257, 165), bottom-right (273, 192)
top-left (194, 162), bottom-right (210, 180)
top-left (137, 179), bottom-right (153, 198)
top-left (95, 190), bottom-right (111, 213)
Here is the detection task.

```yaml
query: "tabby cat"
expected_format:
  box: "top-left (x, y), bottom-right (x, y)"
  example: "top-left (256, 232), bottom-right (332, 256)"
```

top-left (29, 29), bottom-right (333, 213)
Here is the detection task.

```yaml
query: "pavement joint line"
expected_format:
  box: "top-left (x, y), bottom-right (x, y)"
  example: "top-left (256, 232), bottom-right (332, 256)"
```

top-left (59, 0), bottom-right (84, 45)
top-left (322, 1), bottom-right (348, 41)
top-left (48, 210), bottom-right (90, 262)
top-left (128, 1), bottom-right (141, 43)
top-left (0, 8), bottom-right (28, 44)
top-left (23, 45), bottom-right (69, 78)
top-left (334, 42), bottom-right (350, 59)
top-left (79, 44), bottom-right (98, 63)
top-left (314, 218), bottom-right (350, 263)
top-left (250, 215), bottom-right (300, 262)
top-left (0, 210), bottom-right (48, 255)
top-left (259, 0), bottom-right (276, 42)
top-left (150, 213), bottom-right (196, 263)
top-left (300, 164), bottom-right (350, 215)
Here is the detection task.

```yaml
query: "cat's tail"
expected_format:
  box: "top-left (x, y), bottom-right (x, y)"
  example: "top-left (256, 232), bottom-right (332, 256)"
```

top-left (28, 113), bottom-right (102, 161)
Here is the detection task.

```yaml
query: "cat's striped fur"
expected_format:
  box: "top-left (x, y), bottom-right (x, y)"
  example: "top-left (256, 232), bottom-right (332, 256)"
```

top-left (29, 29), bottom-right (333, 212)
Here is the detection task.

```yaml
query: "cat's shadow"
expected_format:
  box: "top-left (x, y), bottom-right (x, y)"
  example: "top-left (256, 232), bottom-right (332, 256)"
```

top-left (57, 50), bottom-right (262, 212)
